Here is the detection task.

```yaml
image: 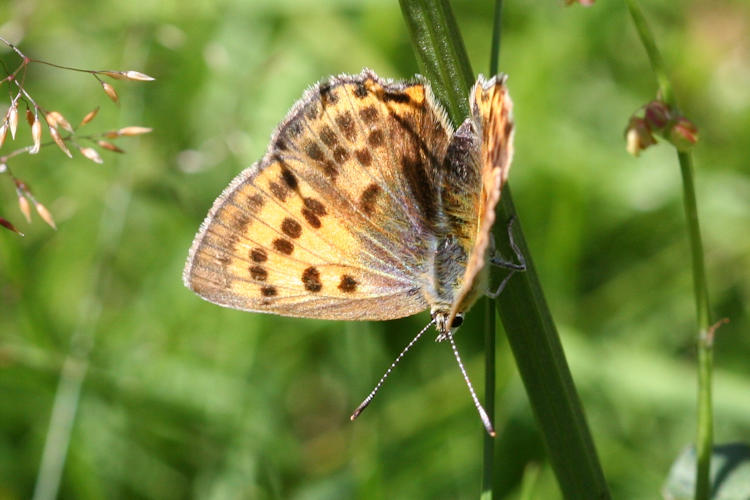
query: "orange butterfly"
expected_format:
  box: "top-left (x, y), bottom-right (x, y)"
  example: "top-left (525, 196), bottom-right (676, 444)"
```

top-left (184, 69), bottom-right (519, 435)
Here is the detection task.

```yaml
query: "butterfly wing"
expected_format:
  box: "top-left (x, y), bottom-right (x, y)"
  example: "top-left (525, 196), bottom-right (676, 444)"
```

top-left (446, 74), bottom-right (514, 326)
top-left (184, 69), bottom-right (454, 320)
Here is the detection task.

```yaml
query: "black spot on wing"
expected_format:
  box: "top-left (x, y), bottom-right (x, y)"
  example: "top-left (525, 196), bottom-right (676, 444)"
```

top-left (338, 275), bottom-right (358, 293)
top-left (273, 238), bottom-right (294, 255)
top-left (250, 248), bottom-right (267, 263)
top-left (336, 112), bottom-right (356, 141)
top-left (281, 218), bottom-right (302, 239)
top-left (302, 266), bottom-right (322, 292)
top-left (382, 91), bottom-right (410, 104)
top-left (359, 183), bottom-right (381, 216)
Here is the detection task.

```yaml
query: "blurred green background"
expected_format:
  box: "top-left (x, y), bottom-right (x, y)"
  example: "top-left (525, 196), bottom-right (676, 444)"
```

top-left (1, 0), bottom-right (749, 498)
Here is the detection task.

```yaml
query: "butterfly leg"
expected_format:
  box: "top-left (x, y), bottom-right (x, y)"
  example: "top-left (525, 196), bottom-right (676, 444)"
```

top-left (486, 216), bottom-right (526, 298)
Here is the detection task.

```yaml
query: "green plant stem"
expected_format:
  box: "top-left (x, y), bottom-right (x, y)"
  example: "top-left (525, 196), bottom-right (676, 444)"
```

top-left (400, 1), bottom-right (610, 498)
top-left (624, 0), bottom-right (674, 106)
top-left (482, 299), bottom-right (496, 500)
top-left (482, 4), bottom-right (504, 499)
top-left (680, 152), bottom-right (714, 500)
top-left (625, 2), bottom-right (714, 498)
top-left (677, 152), bottom-right (711, 339)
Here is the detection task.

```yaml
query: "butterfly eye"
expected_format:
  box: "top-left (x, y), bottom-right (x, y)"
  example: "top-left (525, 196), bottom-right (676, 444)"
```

top-left (451, 314), bottom-right (464, 328)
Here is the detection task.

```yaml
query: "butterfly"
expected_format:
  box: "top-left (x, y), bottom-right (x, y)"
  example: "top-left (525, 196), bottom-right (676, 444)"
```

top-left (183, 68), bottom-right (517, 435)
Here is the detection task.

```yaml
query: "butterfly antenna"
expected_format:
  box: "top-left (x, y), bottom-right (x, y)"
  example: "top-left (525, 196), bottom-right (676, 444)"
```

top-left (350, 318), bottom-right (436, 421)
top-left (445, 330), bottom-right (496, 437)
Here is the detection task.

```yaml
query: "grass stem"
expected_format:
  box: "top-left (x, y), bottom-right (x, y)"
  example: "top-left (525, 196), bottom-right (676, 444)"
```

top-left (400, 1), bottom-right (610, 498)
top-left (624, 2), bottom-right (714, 497)
top-left (482, 3), bottom-right (504, 498)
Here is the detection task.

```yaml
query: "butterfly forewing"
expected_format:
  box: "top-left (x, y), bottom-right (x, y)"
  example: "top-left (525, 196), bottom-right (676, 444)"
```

top-left (184, 69), bottom-right (459, 321)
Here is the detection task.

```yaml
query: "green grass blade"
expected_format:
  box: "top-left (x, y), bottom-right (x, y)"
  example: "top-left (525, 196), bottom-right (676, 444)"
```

top-left (482, 3), bottom-right (504, 498)
top-left (399, 1), bottom-right (611, 498)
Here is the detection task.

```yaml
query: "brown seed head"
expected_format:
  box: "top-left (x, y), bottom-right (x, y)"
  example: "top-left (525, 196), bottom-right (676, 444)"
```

top-left (80, 107), bottom-right (99, 126)
top-left (46, 111), bottom-right (74, 134)
top-left (79, 146), bottom-right (103, 164)
top-left (16, 188), bottom-right (31, 222)
top-left (644, 100), bottom-right (672, 131)
top-left (48, 126), bottom-right (73, 158)
top-left (101, 81), bottom-right (119, 104)
top-left (97, 140), bottom-right (124, 153)
top-left (668, 117), bottom-right (699, 152)
top-left (34, 201), bottom-right (57, 230)
top-left (117, 126), bottom-right (152, 136)
top-left (0, 124), bottom-right (7, 149)
top-left (124, 70), bottom-right (154, 81)
top-left (101, 70), bottom-right (127, 80)
top-left (8, 103), bottom-right (18, 139)
top-left (29, 117), bottom-right (42, 155)
top-left (101, 70), bottom-right (155, 82)
top-left (625, 116), bottom-right (656, 157)
top-left (0, 217), bottom-right (24, 236)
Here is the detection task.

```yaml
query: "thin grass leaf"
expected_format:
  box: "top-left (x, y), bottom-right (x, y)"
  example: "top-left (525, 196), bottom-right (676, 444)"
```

top-left (399, 1), bottom-right (610, 498)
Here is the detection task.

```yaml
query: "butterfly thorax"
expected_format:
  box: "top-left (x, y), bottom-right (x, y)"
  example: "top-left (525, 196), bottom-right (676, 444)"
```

top-left (423, 118), bottom-right (489, 334)
top-left (428, 235), bottom-right (490, 335)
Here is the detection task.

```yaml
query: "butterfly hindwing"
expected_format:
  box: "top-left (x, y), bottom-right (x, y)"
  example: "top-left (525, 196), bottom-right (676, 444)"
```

top-left (447, 74), bottom-right (514, 325)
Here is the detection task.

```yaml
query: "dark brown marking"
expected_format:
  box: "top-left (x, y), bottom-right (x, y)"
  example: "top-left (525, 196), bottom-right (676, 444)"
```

top-left (336, 112), bottom-right (356, 141)
top-left (359, 105), bottom-right (378, 124)
top-left (281, 218), bottom-right (302, 239)
top-left (274, 137), bottom-right (288, 151)
top-left (504, 121), bottom-right (513, 138)
top-left (304, 101), bottom-right (319, 121)
top-left (319, 83), bottom-right (337, 106)
top-left (250, 248), bottom-right (267, 263)
top-left (321, 160), bottom-right (338, 179)
top-left (368, 129), bottom-right (384, 148)
top-left (250, 265), bottom-right (268, 281)
top-left (273, 238), bottom-right (294, 255)
top-left (338, 275), bottom-right (358, 293)
top-left (333, 146), bottom-right (349, 164)
top-left (261, 285), bottom-right (277, 297)
top-left (303, 197), bottom-right (327, 216)
top-left (320, 125), bottom-right (338, 148)
top-left (280, 166), bottom-right (298, 190)
top-left (401, 153), bottom-right (437, 223)
top-left (355, 148), bottom-right (372, 166)
top-left (354, 81), bottom-right (368, 98)
top-left (245, 193), bottom-right (264, 211)
top-left (302, 266), bottom-right (323, 292)
top-left (229, 212), bottom-right (250, 231)
top-left (287, 120), bottom-right (303, 137)
top-left (302, 209), bottom-right (321, 228)
top-left (359, 183), bottom-right (381, 216)
top-left (269, 181), bottom-right (287, 201)
top-left (305, 142), bottom-right (324, 161)
top-left (382, 91), bottom-right (410, 104)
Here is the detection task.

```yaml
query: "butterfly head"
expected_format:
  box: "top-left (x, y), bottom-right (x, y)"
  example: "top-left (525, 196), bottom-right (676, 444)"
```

top-left (433, 310), bottom-right (464, 342)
